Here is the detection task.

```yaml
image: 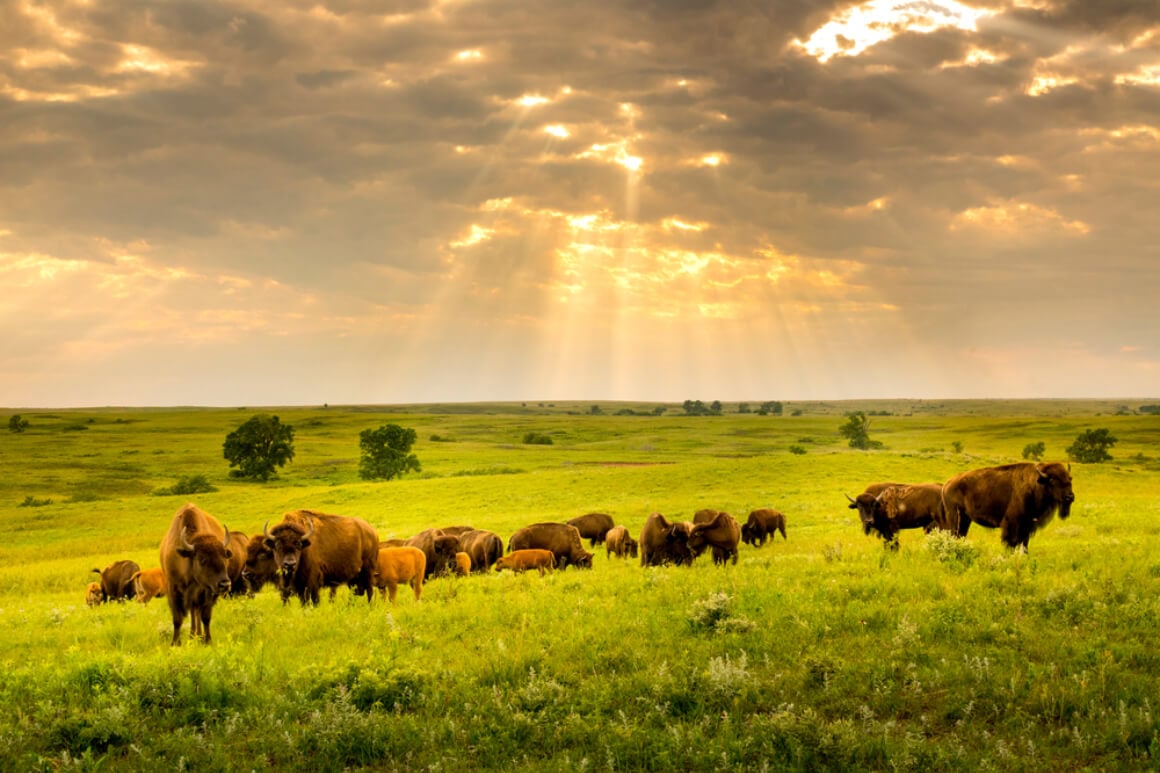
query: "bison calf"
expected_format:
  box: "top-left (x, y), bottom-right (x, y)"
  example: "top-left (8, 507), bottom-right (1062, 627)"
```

top-left (85, 582), bottom-right (102, 607)
top-left (741, 508), bottom-right (787, 547)
top-left (605, 526), bottom-right (638, 559)
top-left (454, 551), bottom-right (472, 576)
top-left (373, 546), bottom-right (426, 604)
top-left (495, 549), bottom-right (556, 576)
top-left (131, 567), bottom-right (167, 605)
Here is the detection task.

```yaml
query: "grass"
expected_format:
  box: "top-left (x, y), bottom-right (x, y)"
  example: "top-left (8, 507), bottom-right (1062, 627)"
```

top-left (0, 401), bottom-right (1158, 770)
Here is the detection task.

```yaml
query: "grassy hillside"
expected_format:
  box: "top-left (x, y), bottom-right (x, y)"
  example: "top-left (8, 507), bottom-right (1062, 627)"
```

top-left (0, 402), bottom-right (1157, 770)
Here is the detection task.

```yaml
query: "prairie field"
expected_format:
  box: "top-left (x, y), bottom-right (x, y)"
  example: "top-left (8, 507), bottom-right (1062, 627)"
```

top-left (0, 400), bottom-right (1158, 771)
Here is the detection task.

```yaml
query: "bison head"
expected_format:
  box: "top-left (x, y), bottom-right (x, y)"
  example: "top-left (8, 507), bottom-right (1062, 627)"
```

top-left (847, 493), bottom-right (882, 536)
top-left (177, 526), bottom-right (233, 597)
top-left (1037, 462), bottom-right (1075, 518)
top-left (740, 523), bottom-right (755, 546)
top-left (242, 534), bottom-right (279, 592)
top-left (625, 537), bottom-right (639, 558)
top-left (264, 517), bottom-right (315, 577)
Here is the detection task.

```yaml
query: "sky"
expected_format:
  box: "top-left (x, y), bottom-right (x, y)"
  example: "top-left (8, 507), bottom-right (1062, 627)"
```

top-left (2, 0), bottom-right (1159, 407)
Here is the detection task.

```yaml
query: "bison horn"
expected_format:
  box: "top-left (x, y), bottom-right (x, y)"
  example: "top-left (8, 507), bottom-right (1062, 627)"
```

top-left (222, 525), bottom-right (230, 547)
top-left (263, 520), bottom-right (271, 538)
top-left (845, 493), bottom-right (855, 504)
top-left (302, 516), bottom-right (315, 541)
top-left (179, 526), bottom-right (194, 552)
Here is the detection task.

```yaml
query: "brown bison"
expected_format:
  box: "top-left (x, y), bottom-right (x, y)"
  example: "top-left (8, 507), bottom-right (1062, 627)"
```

top-left (457, 529), bottom-right (504, 574)
top-left (131, 567), bottom-right (167, 604)
top-left (941, 462), bottom-right (1075, 551)
top-left (454, 552), bottom-right (472, 576)
top-left (567, 512), bottom-right (615, 547)
top-left (848, 482), bottom-right (945, 550)
top-left (604, 526), bottom-right (639, 559)
top-left (159, 503), bottom-right (234, 645)
top-left (263, 509), bottom-right (380, 606)
top-left (508, 523), bottom-right (593, 569)
top-left (225, 530), bottom-right (250, 596)
top-left (639, 512), bottom-right (694, 567)
top-left (741, 509), bottom-right (787, 547)
top-left (689, 510), bottom-right (742, 566)
top-left (495, 549), bottom-right (556, 576)
top-left (406, 528), bottom-right (463, 579)
top-left (373, 546), bottom-right (426, 604)
top-left (241, 534), bottom-right (280, 595)
top-left (85, 582), bottom-right (102, 607)
top-left (92, 559), bottom-right (140, 603)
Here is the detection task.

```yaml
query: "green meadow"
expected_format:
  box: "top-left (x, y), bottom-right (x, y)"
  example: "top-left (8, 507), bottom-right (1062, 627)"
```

top-left (0, 400), bottom-right (1157, 771)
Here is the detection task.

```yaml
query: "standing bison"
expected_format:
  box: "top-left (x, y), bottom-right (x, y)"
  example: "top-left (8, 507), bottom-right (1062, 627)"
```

top-left (604, 526), bottom-right (639, 559)
top-left (131, 567), bottom-right (167, 605)
top-left (847, 483), bottom-right (945, 550)
top-left (941, 462), bottom-right (1075, 551)
top-left (92, 559), bottom-right (140, 603)
top-left (457, 529), bottom-right (504, 574)
top-left (566, 513), bottom-right (615, 547)
top-left (639, 513), bottom-right (693, 567)
top-left (159, 503), bottom-right (234, 645)
top-left (373, 546), bottom-right (426, 604)
top-left (741, 509), bottom-right (787, 547)
top-left (508, 523), bottom-right (593, 569)
top-left (688, 510), bottom-right (741, 566)
top-left (406, 528), bottom-right (463, 579)
top-left (262, 509), bottom-right (380, 606)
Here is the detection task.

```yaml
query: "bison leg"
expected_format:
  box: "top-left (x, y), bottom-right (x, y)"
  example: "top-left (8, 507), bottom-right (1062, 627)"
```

top-left (199, 607), bottom-right (214, 644)
top-left (412, 576), bottom-right (422, 602)
top-left (387, 581), bottom-right (398, 605)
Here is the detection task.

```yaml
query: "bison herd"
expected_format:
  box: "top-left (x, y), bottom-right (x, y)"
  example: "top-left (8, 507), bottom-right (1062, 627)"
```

top-left (85, 461), bottom-right (1075, 645)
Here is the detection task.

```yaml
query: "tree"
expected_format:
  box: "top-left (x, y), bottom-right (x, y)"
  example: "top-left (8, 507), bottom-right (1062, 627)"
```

top-left (838, 411), bottom-right (881, 450)
top-left (759, 401), bottom-right (784, 416)
top-left (359, 424), bottom-right (421, 480)
top-left (1066, 428), bottom-right (1117, 464)
top-left (1022, 441), bottom-right (1046, 461)
top-left (7, 415), bottom-right (29, 433)
top-left (223, 414), bottom-right (296, 481)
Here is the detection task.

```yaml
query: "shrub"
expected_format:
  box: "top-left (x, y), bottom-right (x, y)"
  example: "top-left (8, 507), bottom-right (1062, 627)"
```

top-left (1022, 441), bottom-right (1046, 461)
top-left (522, 432), bottom-right (553, 445)
top-left (951, 440), bottom-right (964, 453)
top-left (924, 530), bottom-right (979, 571)
top-left (688, 591), bottom-right (756, 634)
top-left (19, 495), bottom-right (53, 507)
top-left (789, 445), bottom-right (807, 455)
top-left (153, 475), bottom-right (218, 496)
top-left (1066, 428), bottom-right (1117, 464)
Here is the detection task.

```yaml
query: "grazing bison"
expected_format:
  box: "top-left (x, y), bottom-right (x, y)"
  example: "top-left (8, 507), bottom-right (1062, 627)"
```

top-left (131, 567), bottom-right (167, 605)
top-left (159, 503), bottom-right (233, 645)
top-left (92, 559), bottom-right (140, 603)
top-left (406, 528), bottom-right (463, 579)
top-left (263, 509), bottom-right (380, 606)
top-left (688, 511), bottom-right (742, 566)
top-left (941, 462), bottom-right (1075, 551)
top-left (85, 582), bottom-right (102, 607)
top-left (848, 483), bottom-right (946, 550)
top-left (741, 509), bottom-right (787, 547)
top-left (605, 526), bottom-right (638, 559)
top-left (639, 513), bottom-right (694, 567)
top-left (457, 529), bottom-right (504, 574)
top-left (373, 546), bottom-right (426, 604)
top-left (241, 534), bottom-right (280, 595)
top-left (454, 552), bottom-right (472, 576)
top-left (567, 512), bottom-right (615, 547)
top-left (508, 523), bottom-right (593, 569)
top-left (495, 549), bottom-right (556, 576)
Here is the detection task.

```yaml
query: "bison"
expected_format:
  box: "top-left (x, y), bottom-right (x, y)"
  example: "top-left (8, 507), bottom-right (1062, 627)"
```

top-left (454, 552), bottom-right (472, 576)
top-left (131, 567), bottom-right (167, 605)
top-left (941, 462), bottom-right (1075, 551)
top-left (741, 509), bottom-right (787, 547)
top-left (406, 528), bottom-right (463, 579)
top-left (567, 512), bottom-right (615, 547)
top-left (604, 525), bottom-right (639, 559)
top-left (457, 529), bottom-right (504, 574)
top-left (225, 530), bottom-right (250, 596)
top-left (847, 482), bottom-right (945, 550)
top-left (92, 559), bottom-right (140, 603)
top-left (508, 523), bottom-right (593, 569)
top-left (373, 546), bottom-right (426, 604)
top-left (495, 549), bottom-right (556, 576)
top-left (85, 582), bottom-right (102, 607)
top-left (688, 510), bottom-right (742, 566)
top-left (241, 534), bottom-right (280, 596)
top-left (263, 509), bottom-right (380, 606)
top-left (159, 503), bottom-right (233, 645)
top-left (639, 512), bottom-right (694, 567)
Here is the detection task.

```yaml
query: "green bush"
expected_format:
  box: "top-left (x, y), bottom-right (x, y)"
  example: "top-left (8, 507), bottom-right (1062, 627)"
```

top-left (522, 432), bottom-right (553, 445)
top-left (153, 474), bottom-right (218, 496)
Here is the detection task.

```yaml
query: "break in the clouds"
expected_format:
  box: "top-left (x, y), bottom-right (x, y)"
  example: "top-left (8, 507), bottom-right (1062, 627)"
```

top-left (2, 0), bottom-right (1158, 407)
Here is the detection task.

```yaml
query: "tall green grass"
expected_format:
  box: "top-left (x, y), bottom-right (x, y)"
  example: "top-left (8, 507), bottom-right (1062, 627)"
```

top-left (0, 402), bottom-right (1157, 770)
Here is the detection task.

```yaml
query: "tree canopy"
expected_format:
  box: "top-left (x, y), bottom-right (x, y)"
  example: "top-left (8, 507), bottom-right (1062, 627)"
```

top-left (1066, 428), bottom-right (1117, 464)
top-left (359, 424), bottom-right (421, 481)
top-left (222, 414), bottom-right (296, 481)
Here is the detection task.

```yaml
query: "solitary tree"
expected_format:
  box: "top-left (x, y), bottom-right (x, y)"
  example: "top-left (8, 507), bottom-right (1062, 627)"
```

top-left (838, 411), bottom-right (881, 450)
top-left (223, 414), bottom-right (296, 481)
top-left (359, 424), bottom-right (421, 480)
top-left (1022, 441), bottom-right (1046, 461)
top-left (1066, 428), bottom-right (1117, 464)
top-left (7, 415), bottom-right (29, 433)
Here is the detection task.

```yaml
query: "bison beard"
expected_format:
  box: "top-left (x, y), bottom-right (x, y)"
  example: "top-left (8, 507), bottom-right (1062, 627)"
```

top-left (941, 462), bottom-right (1075, 551)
